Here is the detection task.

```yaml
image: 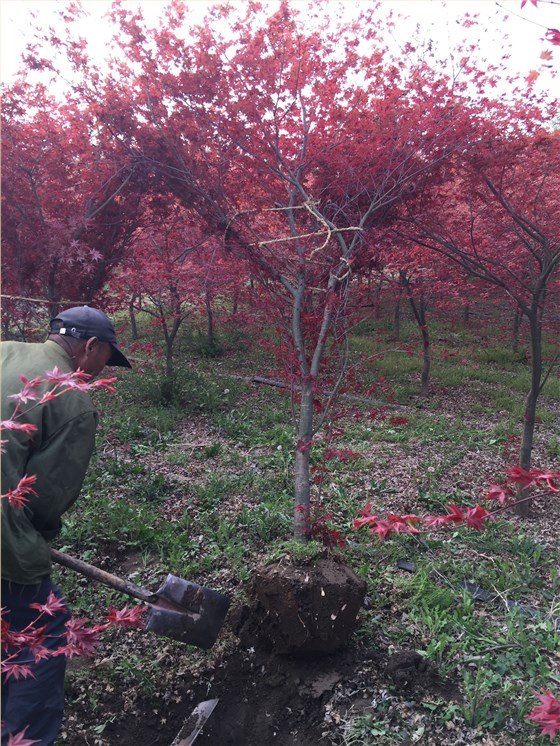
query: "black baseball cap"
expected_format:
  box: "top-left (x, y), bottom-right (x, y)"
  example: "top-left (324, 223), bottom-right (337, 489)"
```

top-left (49, 306), bottom-right (132, 368)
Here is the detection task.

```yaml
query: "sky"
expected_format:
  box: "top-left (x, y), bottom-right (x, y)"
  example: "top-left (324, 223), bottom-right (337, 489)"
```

top-left (0, 0), bottom-right (559, 94)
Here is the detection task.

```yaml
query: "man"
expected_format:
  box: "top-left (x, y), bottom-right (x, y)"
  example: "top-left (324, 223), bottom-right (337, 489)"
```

top-left (1, 306), bottom-right (131, 745)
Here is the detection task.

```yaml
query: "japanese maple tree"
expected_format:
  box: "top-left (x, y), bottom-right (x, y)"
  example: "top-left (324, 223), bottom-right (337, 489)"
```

top-left (0, 79), bottom-right (143, 332)
top-left (394, 124), bottom-right (560, 514)
top-left (56, 1), bottom-right (475, 538)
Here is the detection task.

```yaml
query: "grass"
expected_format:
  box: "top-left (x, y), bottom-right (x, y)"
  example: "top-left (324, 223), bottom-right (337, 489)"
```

top-left (54, 314), bottom-right (559, 745)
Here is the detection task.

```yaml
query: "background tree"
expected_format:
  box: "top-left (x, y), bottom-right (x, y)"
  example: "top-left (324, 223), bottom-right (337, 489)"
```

top-left (395, 126), bottom-right (560, 514)
top-left (1, 80), bottom-right (143, 332)
top-left (113, 196), bottom-right (247, 379)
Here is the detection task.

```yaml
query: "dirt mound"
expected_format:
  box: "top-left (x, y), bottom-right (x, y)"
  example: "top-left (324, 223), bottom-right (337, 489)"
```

top-left (183, 558), bottom-right (367, 744)
top-left (235, 557), bottom-right (367, 656)
top-left (194, 649), bottom-right (349, 745)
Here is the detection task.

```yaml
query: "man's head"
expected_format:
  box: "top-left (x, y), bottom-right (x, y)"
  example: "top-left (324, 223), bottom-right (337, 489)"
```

top-left (48, 306), bottom-right (132, 376)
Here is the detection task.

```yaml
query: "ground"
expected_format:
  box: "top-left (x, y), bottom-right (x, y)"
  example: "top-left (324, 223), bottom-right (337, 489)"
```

top-left (62, 628), bottom-right (464, 746)
top-left (55, 364), bottom-right (559, 746)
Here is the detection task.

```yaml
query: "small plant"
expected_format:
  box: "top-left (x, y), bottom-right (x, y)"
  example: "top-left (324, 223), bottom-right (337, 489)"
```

top-left (547, 436), bottom-right (560, 459)
top-left (462, 664), bottom-right (506, 728)
top-left (92, 716), bottom-right (117, 735)
top-left (167, 449), bottom-right (190, 466)
top-left (193, 474), bottom-right (233, 510)
top-left (237, 504), bottom-right (292, 543)
top-left (476, 346), bottom-right (524, 367)
top-left (267, 539), bottom-right (327, 564)
top-left (342, 714), bottom-right (394, 745)
top-left (189, 329), bottom-right (224, 358)
top-left (194, 442), bottom-right (222, 459)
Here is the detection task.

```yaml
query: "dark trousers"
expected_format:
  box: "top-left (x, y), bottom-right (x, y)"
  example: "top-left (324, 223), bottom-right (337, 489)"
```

top-left (1, 577), bottom-right (71, 746)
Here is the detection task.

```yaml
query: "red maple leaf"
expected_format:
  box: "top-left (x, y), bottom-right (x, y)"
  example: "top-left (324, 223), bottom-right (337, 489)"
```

top-left (89, 377), bottom-right (118, 393)
top-left (106, 605), bottom-right (146, 629)
top-left (505, 466), bottom-right (536, 488)
top-left (296, 438), bottom-right (312, 453)
top-left (323, 447), bottom-right (359, 463)
top-left (29, 591), bottom-right (68, 617)
top-left (7, 375), bottom-right (43, 405)
top-left (423, 514), bottom-right (454, 528)
top-left (486, 483), bottom-right (512, 505)
top-left (527, 690), bottom-right (560, 741)
top-left (464, 505), bottom-right (490, 530)
top-left (423, 503), bottom-right (464, 528)
top-left (546, 28), bottom-right (560, 46)
top-left (444, 503), bottom-right (465, 523)
top-left (386, 513), bottom-right (421, 533)
top-left (44, 366), bottom-right (85, 384)
top-left (388, 416), bottom-right (409, 427)
top-left (534, 470), bottom-right (560, 492)
top-left (59, 618), bottom-right (102, 658)
top-left (368, 520), bottom-right (395, 540)
top-left (0, 420), bottom-right (37, 436)
top-left (506, 466), bottom-right (560, 492)
top-left (1, 661), bottom-right (36, 682)
top-left (352, 511), bottom-right (379, 529)
top-left (3, 475), bottom-right (38, 509)
top-left (520, 0), bottom-right (538, 7)
top-left (6, 726), bottom-right (41, 745)
top-left (352, 516), bottom-right (377, 530)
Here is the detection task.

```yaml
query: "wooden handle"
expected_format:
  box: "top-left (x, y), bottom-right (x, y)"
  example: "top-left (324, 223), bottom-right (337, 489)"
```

top-left (51, 548), bottom-right (156, 605)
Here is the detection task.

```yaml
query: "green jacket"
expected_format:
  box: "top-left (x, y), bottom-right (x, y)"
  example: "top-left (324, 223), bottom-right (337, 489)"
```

top-left (1, 340), bottom-right (98, 584)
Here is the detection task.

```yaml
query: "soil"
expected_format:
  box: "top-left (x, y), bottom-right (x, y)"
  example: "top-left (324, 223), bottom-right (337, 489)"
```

top-left (60, 559), bottom-right (465, 746)
top-left (56, 371), bottom-right (559, 746)
top-left (235, 557), bottom-right (367, 656)
top-left (66, 644), bottom-right (459, 746)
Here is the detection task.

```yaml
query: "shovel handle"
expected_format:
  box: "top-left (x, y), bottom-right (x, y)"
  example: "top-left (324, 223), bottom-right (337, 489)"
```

top-left (51, 548), bottom-right (157, 605)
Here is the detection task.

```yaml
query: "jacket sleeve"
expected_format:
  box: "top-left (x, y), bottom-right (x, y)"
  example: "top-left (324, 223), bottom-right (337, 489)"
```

top-left (24, 410), bottom-right (98, 539)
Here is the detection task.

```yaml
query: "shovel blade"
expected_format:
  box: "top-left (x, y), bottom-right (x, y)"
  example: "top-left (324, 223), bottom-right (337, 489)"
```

top-left (145, 574), bottom-right (230, 648)
top-left (171, 699), bottom-right (219, 746)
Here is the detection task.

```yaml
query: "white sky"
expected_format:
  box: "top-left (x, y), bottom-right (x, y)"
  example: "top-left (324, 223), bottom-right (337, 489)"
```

top-left (0, 0), bottom-right (559, 94)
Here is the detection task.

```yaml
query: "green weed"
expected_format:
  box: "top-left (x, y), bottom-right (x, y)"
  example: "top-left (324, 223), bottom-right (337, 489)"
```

top-left (237, 504), bottom-right (292, 543)
top-left (476, 346), bottom-right (528, 366)
top-left (342, 714), bottom-right (394, 744)
top-left (194, 442), bottom-right (222, 459)
top-left (546, 436), bottom-right (560, 459)
top-left (167, 449), bottom-right (191, 466)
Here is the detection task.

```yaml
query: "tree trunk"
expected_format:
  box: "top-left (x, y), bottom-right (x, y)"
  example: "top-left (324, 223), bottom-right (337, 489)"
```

top-left (402, 274), bottom-right (430, 397)
top-left (374, 278), bottom-right (384, 319)
top-left (512, 306), bottom-right (523, 354)
top-left (160, 317), bottom-right (174, 378)
top-left (248, 278), bottom-right (255, 306)
top-left (420, 322), bottom-right (431, 398)
top-left (129, 296), bottom-right (139, 340)
top-left (294, 379), bottom-right (314, 542)
top-left (205, 290), bottom-right (215, 350)
top-left (165, 338), bottom-right (174, 378)
top-left (516, 310), bottom-right (542, 517)
top-left (393, 294), bottom-right (402, 342)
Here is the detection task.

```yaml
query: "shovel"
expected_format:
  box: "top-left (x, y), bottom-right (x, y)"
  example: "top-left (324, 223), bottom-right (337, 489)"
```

top-left (171, 698), bottom-right (219, 746)
top-left (51, 548), bottom-right (230, 649)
